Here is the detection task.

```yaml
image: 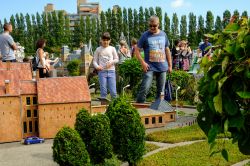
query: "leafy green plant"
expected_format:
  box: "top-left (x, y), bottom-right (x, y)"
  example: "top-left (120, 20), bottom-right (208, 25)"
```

top-left (197, 17), bottom-right (250, 158)
top-left (52, 126), bottom-right (90, 166)
top-left (75, 109), bottom-right (113, 165)
top-left (106, 97), bottom-right (146, 166)
top-left (118, 57), bottom-right (142, 89)
top-left (67, 59), bottom-right (81, 76)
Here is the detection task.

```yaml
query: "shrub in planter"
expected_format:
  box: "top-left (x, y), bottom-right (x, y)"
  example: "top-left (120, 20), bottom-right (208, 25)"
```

top-left (106, 97), bottom-right (146, 166)
top-left (52, 126), bottom-right (90, 166)
top-left (75, 109), bottom-right (113, 165)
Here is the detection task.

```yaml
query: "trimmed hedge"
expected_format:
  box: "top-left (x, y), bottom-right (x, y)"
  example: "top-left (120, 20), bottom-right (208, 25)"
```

top-left (106, 97), bottom-right (146, 166)
top-left (52, 126), bottom-right (90, 166)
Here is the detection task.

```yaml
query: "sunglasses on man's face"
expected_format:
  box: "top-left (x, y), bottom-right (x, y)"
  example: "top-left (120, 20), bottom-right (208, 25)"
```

top-left (149, 24), bottom-right (158, 28)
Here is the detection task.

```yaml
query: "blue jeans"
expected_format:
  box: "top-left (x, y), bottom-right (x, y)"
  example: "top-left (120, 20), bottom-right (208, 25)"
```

top-left (98, 70), bottom-right (117, 99)
top-left (136, 71), bottom-right (166, 103)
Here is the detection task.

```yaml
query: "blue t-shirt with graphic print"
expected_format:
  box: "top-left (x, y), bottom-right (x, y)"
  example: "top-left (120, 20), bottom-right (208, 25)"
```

top-left (137, 30), bottom-right (169, 72)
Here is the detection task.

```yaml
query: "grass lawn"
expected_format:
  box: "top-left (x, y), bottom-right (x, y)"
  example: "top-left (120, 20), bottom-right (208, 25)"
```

top-left (138, 140), bottom-right (250, 166)
top-left (146, 124), bottom-right (206, 143)
top-left (146, 124), bottom-right (230, 143)
top-left (145, 143), bottom-right (160, 153)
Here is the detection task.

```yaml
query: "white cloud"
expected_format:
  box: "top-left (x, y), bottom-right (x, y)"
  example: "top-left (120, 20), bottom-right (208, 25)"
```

top-left (170, 0), bottom-right (191, 8)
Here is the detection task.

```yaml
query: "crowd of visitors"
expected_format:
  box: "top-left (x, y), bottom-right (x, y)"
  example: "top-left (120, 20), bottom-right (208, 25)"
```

top-left (0, 18), bottom-right (212, 101)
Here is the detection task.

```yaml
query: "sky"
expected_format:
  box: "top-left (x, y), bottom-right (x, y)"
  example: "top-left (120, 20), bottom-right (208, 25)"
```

top-left (1, 0), bottom-right (250, 22)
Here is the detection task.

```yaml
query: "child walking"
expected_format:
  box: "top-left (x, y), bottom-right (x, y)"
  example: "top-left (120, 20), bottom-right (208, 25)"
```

top-left (93, 32), bottom-right (119, 99)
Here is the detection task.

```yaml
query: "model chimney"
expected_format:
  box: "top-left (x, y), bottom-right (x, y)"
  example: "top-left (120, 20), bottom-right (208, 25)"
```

top-left (6, 61), bottom-right (10, 70)
top-left (5, 80), bottom-right (10, 94)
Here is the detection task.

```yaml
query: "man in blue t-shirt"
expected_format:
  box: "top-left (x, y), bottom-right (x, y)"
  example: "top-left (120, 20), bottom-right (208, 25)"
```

top-left (0, 23), bottom-right (17, 62)
top-left (199, 37), bottom-right (212, 57)
top-left (135, 15), bottom-right (172, 103)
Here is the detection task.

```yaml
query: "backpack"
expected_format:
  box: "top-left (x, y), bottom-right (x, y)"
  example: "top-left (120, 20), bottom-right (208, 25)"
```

top-left (32, 56), bottom-right (39, 71)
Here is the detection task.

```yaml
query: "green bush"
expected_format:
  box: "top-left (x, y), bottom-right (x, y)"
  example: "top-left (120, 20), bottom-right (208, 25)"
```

top-left (75, 109), bottom-right (113, 164)
top-left (52, 126), bottom-right (90, 166)
top-left (67, 59), bottom-right (81, 76)
top-left (118, 58), bottom-right (142, 89)
top-left (197, 17), bottom-right (250, 157)
top-left (88, 114), bottom-right (113, 164)
top-left (106, 97), bottom-right (146, 166)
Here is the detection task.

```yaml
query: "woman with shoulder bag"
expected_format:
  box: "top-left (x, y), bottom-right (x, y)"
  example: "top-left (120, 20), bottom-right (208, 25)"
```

top-left (36, 39), bottom-right (49, 78)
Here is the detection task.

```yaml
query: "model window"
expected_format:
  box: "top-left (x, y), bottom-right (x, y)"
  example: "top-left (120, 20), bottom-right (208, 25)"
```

top-left (23, 122), bottom-right (27, 133)
top-left (34, 110), bottom-right (38, 117)
top-left (159, 116), bottom-right (163, 123)
top-left (170, 114), bottom-right (174, 119)
top-left (26, 97), bottom-right (31, 105)
top-left (145, 118), bottom-right (149, 124)
top-left (27, 110), bottom-right (31, 117)
top-left (35, 121), bottom-right (38, 132)
top-left (29, 121), bottom-right (32, 132)
top-left (152, 117), bottom-right (156, 124)
top-left (33, 97), bottom-right (37, 105)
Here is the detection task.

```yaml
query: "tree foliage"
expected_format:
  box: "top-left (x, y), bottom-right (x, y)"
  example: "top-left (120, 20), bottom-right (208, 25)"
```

top-left (106, 97), bottom-right (146, 166)
top-left (52, 126), bottom-right (90, 166)
top-left (67, 59), bottom-right (81, 76)
top-left (197, 17), bottom-right (250, 157)
top-left (75, 109), bottom-right (112, 164)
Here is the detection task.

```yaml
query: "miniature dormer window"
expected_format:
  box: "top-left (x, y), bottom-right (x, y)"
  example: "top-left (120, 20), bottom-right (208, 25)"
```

top-left (159, 116), bottom-right (162, 123)
top-left (26, 97), bottom-right (31, 105)
top-left (145, 118), bottom-right (149, 124)
top-left (152, 117), bottom-right (156, 124)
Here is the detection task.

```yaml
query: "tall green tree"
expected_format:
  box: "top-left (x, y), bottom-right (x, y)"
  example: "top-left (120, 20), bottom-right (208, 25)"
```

top-left (180, 15), bottom-right (187, 40)
top-left (233, 10), bottom-right (240, 22)
top-left (222, 10), bottom-right (231, 29)
top-left (214, 16), bottom-right (223, 33)
top-left (128, 8), bottom-right (134, 40)
top-left (47, 13), bottom-right (56, 47)
top-left (91, 17), bottom-right (98, 49)
top-left (79, 16), bottom-right (85, 44)
top-left (105, 9), bottom-right (112, 33)
top-left (117, 7), bottom-right (123, 41)
top-left (171, 13), bottom-right (179, 41)
top-left (25, 13), bottom-right (34, 53)
top-left (133, 9), bottom-right (140, 39)
top-left (64, 15), bottom-right (71, 48)
top-left (188, 13), bottom-right (197, 47)
top-left (85, 16), bottom-right (91, 47)
top-left (144, 8), bottom-right (150, 31)
top-left (41, 13), bottom-right (49, 41)
top-left (205, 11), bottom-right (214, 34)
top-left (36, 12), bottom-right (43, 38)
top-left (164, 13), bottom-right (171, 40)
top-left (31, 14), bottom-right (38, 44)
top-left (72, 21), bottom-right (81, 48)
top-left (57, 11), bottom-right (65, 46)
top-left (122, 8), bottom-right (129, 42)
top-left (111, 9), bottom-right (118, 45)
top-left (138, 7), bottom-right (145, 36)
top-left (197, 15), bottom-right (205, 43)
top-left (149, 7), bottom-right (154, 16)
top-left (155, 7), bottom-right (162, 29)
top-left (100, 11), bottom-right (107, 35)
top-left (241, 11), bottom-right (248, 18)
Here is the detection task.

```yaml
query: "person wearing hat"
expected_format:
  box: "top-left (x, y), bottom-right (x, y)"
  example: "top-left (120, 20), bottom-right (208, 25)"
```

top-left (93, 32), bottom-right (119, 99)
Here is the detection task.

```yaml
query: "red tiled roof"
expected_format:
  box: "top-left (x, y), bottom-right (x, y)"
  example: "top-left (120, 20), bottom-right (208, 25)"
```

top-left (20, 81), bottom-right (37, 95)
top-left (0, 62), bottom-right (33, 96)
top-left (37, 76), bottom-right (91, 104)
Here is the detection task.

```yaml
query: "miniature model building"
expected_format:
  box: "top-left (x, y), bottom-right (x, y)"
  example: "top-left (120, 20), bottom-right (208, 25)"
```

top-left (136, 96), bottom-right (176, 128)
top-left (0, 62), bottom-right (91, 143)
